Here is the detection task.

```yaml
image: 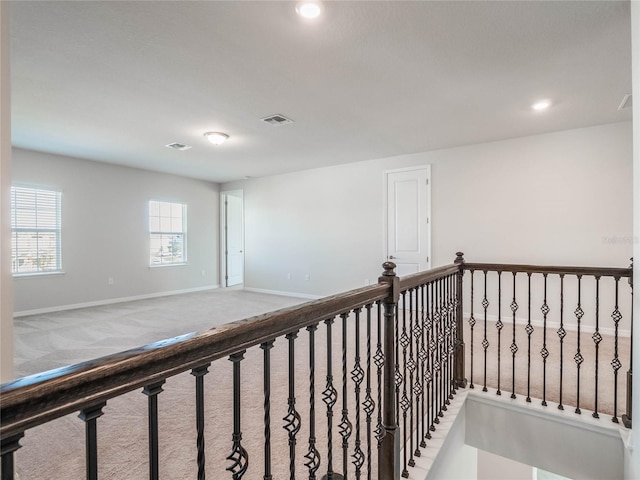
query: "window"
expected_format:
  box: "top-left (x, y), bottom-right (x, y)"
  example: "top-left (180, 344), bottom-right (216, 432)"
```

top-left (11, 186), bottom-right (62, 275)
top-left (149, 200), bottom-right (186, 266)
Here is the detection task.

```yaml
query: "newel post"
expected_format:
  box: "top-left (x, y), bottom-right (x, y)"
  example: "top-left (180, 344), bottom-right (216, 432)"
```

top-left (454, 252), bottom-right (468, 388)
top-left (623, 257), bottom-right (633, 428)
top-left (378, 261), bottom-right (400, 480)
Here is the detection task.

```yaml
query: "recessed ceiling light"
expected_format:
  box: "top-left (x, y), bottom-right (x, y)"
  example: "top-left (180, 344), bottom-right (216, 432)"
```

top-left (204, 132), bottom-right (229, 145)
top-left (296, 1), bottom-right (321, 19)
top-left (531, 100), bottom-right (552, 111)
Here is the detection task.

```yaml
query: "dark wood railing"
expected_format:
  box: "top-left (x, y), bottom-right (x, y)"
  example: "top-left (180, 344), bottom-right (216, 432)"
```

top-left (0, 254), bottom-right (632, 480)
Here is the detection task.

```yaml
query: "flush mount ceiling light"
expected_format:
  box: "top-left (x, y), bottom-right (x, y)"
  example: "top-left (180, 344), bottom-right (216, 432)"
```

top-left (296, 1), bottom-right (322, 19)
top-left (531, 100), bottom-right (552, 111)
top-left (204, 132), bottom-right (229, 145)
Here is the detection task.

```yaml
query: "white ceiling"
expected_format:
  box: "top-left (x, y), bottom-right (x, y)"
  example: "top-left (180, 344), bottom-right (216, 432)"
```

top-left (9, 0), bottom-right (632, 183)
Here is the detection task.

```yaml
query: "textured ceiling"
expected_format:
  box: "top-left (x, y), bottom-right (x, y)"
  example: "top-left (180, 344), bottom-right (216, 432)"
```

top-left (9, 1), bottom-right (632, 183)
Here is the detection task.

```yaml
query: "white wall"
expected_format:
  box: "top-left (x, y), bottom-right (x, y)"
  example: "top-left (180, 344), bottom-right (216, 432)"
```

top-left (224, 122), bottom-right (633, 298)
top-left (12, 148), bottom-right (220, 313)
top-left (630, 0), bottom-right (640, 477)
top-left (0, 0), bottom-right (13, 381)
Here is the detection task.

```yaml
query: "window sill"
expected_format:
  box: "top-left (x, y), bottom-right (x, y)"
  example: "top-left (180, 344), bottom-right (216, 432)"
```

top-left (13, 271), bottom-right (65, 279)
top-left (149, 263), bottom-right (188, 269)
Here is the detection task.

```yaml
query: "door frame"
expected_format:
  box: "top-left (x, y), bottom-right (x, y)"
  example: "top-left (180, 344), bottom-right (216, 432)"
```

top-left (383, 165), bottom-right (432, 271)
top-left (220, 189), bottom-right (244, 288)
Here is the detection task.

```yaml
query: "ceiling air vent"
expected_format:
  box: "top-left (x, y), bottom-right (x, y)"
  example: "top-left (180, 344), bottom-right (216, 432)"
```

top-left (261, 114), bottom-right (294, 126)
top-left (618, 94), bottom-right (632, 111)
top-left (166, 142), bottom-right (192, 151)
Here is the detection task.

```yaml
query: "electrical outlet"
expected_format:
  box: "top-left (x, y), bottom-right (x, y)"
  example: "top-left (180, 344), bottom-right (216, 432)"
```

top-left (201, 269), bottom-right (205, 277)
top-left (305, 274), bottom-right (310, 281)
top-left (108, 277), bottom-right (114, 285)
top-left (287, 273), bottom-right (292, 280)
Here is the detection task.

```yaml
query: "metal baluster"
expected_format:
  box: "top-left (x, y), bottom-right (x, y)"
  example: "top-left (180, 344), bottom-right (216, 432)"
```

top-left (426, 281), bottom-right (434, 438)
top-left (351, 309), bottom-right (365, 479)
top-left (395, 301), bottom-right (402, 429)
top-left (408, 290), bottom-right (417, 468)
top-left (612, 277), bottom-right (623, 423)
top-left (227, 351), bottom-right (249, 480)
top-left (283, 332), bottom-right (302, 479)
top-left (593, 276), bottom-right (602, 418)
top-left (623, 261), bottom-right (633, 428)
top-left (374, 304), bottom-right (385, 451)
top-left (363, 304), bottom-right (375, 480)
top-left (142, 380), bottom-right (165, 480)
top-left (434, 279), bottom-right (442, 423)
top-left (575, 275), bottom-right (584, 414)
top-left (260, 341), bottom-right (275, 480)
top-left (448, 275), bottom-right (455, 401)
top-left (496, 271), bottom-right (503, 396)
top-left (322, 318), bottom-right (341, 480)
top-left (525, 273), bottom-right (533, 403)
top-left (339, 313), bottom-right (353, 478)
top-left (440, 277), bottom-right (447, 415)
top-left (305, 324), bottom-right (321, 479)
top-left (417, 285), bottom-right (427, 450)
top-left (192, 364), bottom-right (210, 480)
top-left (510, 272), bottom-right (518, 399)
top-left (558, 275), bottom-right (566, 411)
top-left (482, 271), bottom-right (489, 393)
top-left (1, 433), bottom-right (24, 480)
top-left (469, 270), bottom-right (476, 389)
top-left (399, 292), bottom-right (410, 478)
top-left (540, 274), bottom-right (550, 407)
top-left (79, 402), bottom-right (106, 480)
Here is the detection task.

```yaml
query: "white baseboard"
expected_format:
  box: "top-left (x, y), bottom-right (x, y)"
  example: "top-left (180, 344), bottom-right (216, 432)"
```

top-left (14, 285), bottom-right (221, 317)
top-left (464, 311), bottom-right (631, 338)
top-left (243, 287), bottom-right (323, 300)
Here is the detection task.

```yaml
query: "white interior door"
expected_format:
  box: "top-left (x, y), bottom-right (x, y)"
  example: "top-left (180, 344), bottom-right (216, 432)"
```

top-left (224, 192), bottom-right (244, 287)
top-left (385, 166), bottom-right (431, 277)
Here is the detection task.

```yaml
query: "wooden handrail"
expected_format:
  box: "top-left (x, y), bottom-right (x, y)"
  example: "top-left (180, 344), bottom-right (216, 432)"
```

top-left (463, 262), bottom-right (632, 278)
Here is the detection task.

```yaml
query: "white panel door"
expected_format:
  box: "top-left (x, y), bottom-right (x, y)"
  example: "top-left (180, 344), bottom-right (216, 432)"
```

top-left (225, 194), bottom-right (244, 286)
top-left (386, 167), bottom-right (430, 277)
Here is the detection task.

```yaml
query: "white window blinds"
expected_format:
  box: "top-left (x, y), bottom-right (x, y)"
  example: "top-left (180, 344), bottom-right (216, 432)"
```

top-left (149, 200), bottom-right (187, 265)
top-left (11, 186), bottom-right (62, 274)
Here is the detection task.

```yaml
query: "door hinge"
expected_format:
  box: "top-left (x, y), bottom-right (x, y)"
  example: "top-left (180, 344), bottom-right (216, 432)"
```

top-left (427, 256), bottom-right (430, 263)
top-left (426, 178), bottom-right (429, 185)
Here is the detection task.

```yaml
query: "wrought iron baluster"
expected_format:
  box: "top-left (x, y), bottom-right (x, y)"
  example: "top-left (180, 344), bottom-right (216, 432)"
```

top-left (322, 318), bottom-right (341, 480)
top-left (283, 332), bottom-right (302, 479)
top-left (227, 351), bottom-right (249, 480)
top-left (575, 275), bottom-right (584, 414)
top-left (395, 301), bottom-right (402, 429)
top-left (142, 380), bottom-right (166, 480)
top-left (540, 274), bottom-right (550, 407)
top-left (612, 277), bottom-right (623, 423)
top-left (408, 290), bottom-right (418, 468)
top-left (496, 271), bottom-right (503, 396)
top-left (447, 275), bottom-right (455, 401)
top-left (526, 273), bottom-right (533, 403)
top-left (510, 272), bottom-right (518, 399)
top-left (306, 324), bottom-right (321, 480)
top-left (373, 304), bottom-right (385, 450)
top-left (260, 341), bottom-right (275, 480)
top-left (482, 271), bottom-right (489, 393)
top-left (426, 281), bottom-right (434, 437)
top-left (558, 275), bottom-right (566, 410)
top-left (469, 270), bottom-right (476, 389)
top-left (623, 262), bottom-right (633, 429)
top-left (440, 277), bottom-right (448, 413)
top-left (1, 433), bottom-right (24, 480)
top-left (417, 285), bottom-right (427, 450)
top-left (351, 309), bottom-right (365, 479)
top-left (593, 276), bottom-right (602, 418)
top-left (339, 313), bottom-right (353, 478)
top-left (363, 304), bottom-right (375, 480)
top-left (433, 279), bottom-right (442, 423)
top-left (79, 402), bottom-right (106, 480)
top-left (399, 292), bottom-right (410, 478)
top-left (191, 364), bottom-right (210, 480)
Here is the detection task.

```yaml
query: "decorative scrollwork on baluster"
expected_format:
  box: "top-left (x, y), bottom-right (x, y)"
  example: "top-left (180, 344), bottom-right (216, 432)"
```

top-left (226, 352), bottom-right (249, 480)
top-left (283, 332), bottom-right (301, 478)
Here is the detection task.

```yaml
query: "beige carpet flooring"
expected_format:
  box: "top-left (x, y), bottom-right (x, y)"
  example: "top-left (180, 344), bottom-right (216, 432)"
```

top-left (9, 290), bottom-right (631, 479)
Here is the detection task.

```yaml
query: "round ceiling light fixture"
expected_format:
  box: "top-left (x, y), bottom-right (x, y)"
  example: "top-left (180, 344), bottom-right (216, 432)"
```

top-left (296, 1), bottom-right (322, 19)
top-left (531, 99), bottom-right (552, 111)
top-left (204, 132), bottom-right (229, 145)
